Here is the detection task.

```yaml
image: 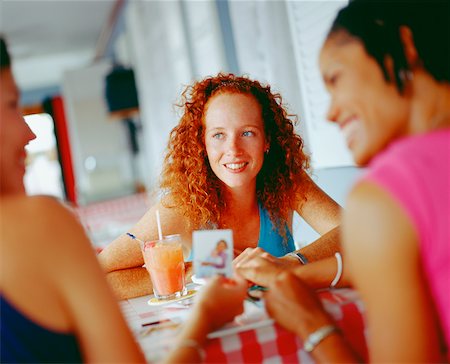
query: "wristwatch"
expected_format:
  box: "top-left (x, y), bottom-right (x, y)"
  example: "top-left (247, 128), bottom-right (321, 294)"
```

top-left (284, 251), bottom-right (308, 265)
top-left (303, 325), bottom-right (338, 352)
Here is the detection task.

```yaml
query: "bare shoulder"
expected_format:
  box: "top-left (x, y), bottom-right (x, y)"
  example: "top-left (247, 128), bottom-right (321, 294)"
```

top-left (2, 195), bottom-right (76, 220)
top-left (345, 181), bottom-right (417, 238)
top-left (1, 195), bottom-right (93, 293)
top-left (1, 195), bottom-right (88, 254)
top-left (2, 195), bottom-right (74, 229)
top-left (344, 181), bottom-right (419, 265)
top-left (140, 197), bottom-right (192, 238)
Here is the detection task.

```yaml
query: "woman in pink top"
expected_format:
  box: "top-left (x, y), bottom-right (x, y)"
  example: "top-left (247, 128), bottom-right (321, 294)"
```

top-left (262, 1), bottom-right (450, 362)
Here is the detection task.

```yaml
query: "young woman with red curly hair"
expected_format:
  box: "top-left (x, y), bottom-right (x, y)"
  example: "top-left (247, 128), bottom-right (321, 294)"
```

top-left (99, 73), bottom-right (342, 299)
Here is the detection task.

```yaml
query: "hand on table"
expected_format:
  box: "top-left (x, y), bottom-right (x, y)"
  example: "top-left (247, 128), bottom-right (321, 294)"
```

top-left (264, 271), bottom-right (333, 339)
top-left (233, 247), bottom-right (300, 287)
top-left (233, 248), bottom-right (243, 258)
top-left (193, 275), bottom-right (248, 331)
top-left (167, 275), bottom-right (247, 363)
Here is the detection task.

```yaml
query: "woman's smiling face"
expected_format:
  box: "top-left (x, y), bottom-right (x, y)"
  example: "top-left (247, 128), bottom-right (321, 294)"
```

top-left (319, 32), bottom-right (411, 165)
top-left (204, 92), bottom-right (269, 192)
top-left (0, 68), bottom-right (36, 195)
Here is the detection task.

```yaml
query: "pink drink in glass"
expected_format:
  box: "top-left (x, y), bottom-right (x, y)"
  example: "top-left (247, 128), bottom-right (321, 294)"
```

top-left (143, 234), bottom-right (186, 300)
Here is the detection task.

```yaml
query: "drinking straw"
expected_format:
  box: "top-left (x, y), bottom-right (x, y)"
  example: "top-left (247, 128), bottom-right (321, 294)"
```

top-left (156, 209), bottom-right (163, 240)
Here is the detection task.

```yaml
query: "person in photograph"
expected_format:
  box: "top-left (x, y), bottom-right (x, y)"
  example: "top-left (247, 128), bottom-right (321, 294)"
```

top-left (197, 239), bottom-right (229, 278)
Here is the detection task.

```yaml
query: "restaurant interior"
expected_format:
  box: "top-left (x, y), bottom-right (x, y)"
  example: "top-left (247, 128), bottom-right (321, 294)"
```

top-left (1, 0), bottom-right (361, 251)
top-left (3, 1), bottom-right (449, 362)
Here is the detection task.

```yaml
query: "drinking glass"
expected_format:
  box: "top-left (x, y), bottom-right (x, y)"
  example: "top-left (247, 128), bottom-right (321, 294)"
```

top-left (142, 234), bottom-right (186, 300)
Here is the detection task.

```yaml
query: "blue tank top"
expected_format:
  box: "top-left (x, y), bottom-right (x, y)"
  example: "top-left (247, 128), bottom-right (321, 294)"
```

top-left (257, 203), bottom-right (295, 257)
top-left (188, 204), bottom-right (295, 260)
top-left (1, 295), bottom-right (83, 363)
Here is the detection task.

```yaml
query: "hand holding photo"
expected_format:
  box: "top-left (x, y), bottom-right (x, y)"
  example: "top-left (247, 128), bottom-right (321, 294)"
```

top-left (193, 229), bottom-right (233, 279)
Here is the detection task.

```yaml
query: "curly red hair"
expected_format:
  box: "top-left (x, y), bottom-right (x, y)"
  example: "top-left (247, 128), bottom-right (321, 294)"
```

top-left (160, 73), bottom-right (310, 234)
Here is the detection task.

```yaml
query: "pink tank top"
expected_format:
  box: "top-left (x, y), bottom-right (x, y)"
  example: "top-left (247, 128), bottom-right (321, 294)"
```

top-left (362, 129), bottom-right (450, 350)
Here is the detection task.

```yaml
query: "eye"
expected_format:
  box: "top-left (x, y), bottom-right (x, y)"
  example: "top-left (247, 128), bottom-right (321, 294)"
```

top-left (242, 130), bottom-right (255, 137)
top-left (212, 132), bottom-right (224, 139)
top-left (328, 73), bottom-right (340, 87)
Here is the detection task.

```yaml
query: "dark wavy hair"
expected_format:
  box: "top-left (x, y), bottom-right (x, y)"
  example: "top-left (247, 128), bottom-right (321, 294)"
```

top-left (160, 73), bottom-right (310, 233)
top-left (329, 0), bottom-right (450, 93)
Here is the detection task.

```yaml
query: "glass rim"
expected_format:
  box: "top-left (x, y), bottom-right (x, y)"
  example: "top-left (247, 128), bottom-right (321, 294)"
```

top-left (146, 234), bottom-right (181, 244)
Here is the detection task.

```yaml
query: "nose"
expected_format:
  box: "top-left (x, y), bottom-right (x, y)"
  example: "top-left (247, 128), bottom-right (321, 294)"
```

top-left (22, 117), bottom-right (36, 144)
top-left (225, 134), bottom-right (242, 156)
top-left (326, 97), bottom-right (339, 124)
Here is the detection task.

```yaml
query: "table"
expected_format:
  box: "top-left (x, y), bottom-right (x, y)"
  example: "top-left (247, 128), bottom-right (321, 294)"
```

top-left (120, 286), bottom-right (368, 363)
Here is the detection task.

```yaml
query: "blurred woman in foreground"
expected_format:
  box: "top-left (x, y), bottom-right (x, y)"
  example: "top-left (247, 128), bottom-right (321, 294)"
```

top-left (264, 1), bottom-right (450, 362)
top-left (0, 36), bottom-right (146, 363)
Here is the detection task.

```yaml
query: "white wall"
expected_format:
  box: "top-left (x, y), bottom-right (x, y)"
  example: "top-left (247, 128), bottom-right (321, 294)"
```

top-left (124, 0), bottom-right (233, 188)
top-left (287, 1), bottom-right (353, 168)
top-left (122, 0), bottom-right (352, 195)
top-left (227, 0), bottom-right (310, 151)
top-left (125, 1), bottom-right (194, 188)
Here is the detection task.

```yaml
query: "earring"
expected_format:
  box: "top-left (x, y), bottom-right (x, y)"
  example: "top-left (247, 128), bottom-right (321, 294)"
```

top-left (265, 148), bottom-right (270, 155)
top-left (399, 68), bottom-right (413, 82)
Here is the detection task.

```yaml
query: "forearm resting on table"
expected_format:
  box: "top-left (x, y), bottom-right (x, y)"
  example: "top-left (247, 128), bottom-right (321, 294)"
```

top-left (288, 227), bottom-right (350, 288)
top-left (297, 226), bottom-right (341, 262)
top-left (98, 235), bottom-right (143, 273)
top-left (105, 263), bottom-right (194, 300)
top-left (105, 267), bottom-right (153, 300)
top-left (291, 256), bottom-right (350, 289)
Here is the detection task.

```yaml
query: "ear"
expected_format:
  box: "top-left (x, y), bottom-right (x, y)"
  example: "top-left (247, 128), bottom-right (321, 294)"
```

top-left (383, 54), bottom-right (396, 82)
top-left (399, 26), bottom-right (420, 69)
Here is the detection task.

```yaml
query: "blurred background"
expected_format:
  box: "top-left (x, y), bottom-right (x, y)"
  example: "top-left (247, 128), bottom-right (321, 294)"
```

top-left (0, 0), bottom-right (362, 247)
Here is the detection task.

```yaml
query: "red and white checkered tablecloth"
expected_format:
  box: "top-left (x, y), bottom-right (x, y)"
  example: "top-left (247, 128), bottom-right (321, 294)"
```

top-left (204, 288), bottom-right (368, 363)
top-left (123, 288), bottom-right (368, 363)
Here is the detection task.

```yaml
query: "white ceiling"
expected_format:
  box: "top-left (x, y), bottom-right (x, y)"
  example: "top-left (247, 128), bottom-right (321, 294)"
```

top-left (0, 0), bottom-right (115, 91)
